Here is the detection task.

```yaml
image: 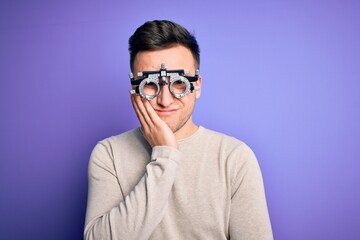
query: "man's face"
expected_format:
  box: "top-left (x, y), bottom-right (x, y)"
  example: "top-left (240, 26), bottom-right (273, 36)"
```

top-left (132, 45), bottom-right (202, 138)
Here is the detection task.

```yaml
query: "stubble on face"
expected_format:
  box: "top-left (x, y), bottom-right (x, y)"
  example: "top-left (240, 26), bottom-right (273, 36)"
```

top-left (132, 45), bottom-right (201, 139)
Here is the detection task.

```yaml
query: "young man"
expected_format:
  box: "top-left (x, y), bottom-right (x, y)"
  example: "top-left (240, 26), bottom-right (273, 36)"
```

top-left (84, 20), bottom-right (273, 240)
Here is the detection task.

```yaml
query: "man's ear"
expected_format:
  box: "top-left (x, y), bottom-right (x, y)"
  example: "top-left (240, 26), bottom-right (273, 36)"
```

top-left (195, 76), bottom-right (202, 99)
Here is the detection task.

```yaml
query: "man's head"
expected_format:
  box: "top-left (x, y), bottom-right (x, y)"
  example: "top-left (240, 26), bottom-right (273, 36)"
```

top-left (128, 20), bottom-right (202, 139)
top-left (129, 20), bottom-right (200, 71)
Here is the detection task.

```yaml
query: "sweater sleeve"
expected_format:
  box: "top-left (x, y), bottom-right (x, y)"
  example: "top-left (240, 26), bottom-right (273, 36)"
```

top-left (84, 142), bottom-right (181, 240)
top-left (229, 144), bottom-right (273, 240)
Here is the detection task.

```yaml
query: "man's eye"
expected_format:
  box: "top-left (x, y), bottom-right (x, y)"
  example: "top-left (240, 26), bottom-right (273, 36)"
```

top-left (174, 80), bottom-right (184, 85)
top-left (144, 82), bottom-right (157, 88)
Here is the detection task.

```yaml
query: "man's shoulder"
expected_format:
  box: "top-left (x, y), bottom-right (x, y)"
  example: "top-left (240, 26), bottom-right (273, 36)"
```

top-left (198, 126), bottom-right (257, 156)
top-left (200, 127), bottom-right (258, 164)
top-left (199, 126), bottom-right (246, 147)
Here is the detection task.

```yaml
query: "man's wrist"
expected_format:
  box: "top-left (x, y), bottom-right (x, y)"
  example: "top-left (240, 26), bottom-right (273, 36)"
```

top-left (151, 146), bottom-right (182, 163)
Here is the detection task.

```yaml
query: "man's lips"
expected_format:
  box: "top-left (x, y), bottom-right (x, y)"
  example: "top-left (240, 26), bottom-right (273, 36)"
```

top-left (154, 109), bottom-right (178, 116)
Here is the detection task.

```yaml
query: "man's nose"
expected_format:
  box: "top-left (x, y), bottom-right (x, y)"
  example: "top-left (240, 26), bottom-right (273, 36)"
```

top-left (157, 80), bottom-right (174, 107)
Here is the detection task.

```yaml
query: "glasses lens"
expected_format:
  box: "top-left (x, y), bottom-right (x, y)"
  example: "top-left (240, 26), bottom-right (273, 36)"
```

top-left (171, 79), bottom-right (187, 94)
top-left (139, 78), bottom-right (159, 100)
top-left (143, 82), bottom-right (157, 96)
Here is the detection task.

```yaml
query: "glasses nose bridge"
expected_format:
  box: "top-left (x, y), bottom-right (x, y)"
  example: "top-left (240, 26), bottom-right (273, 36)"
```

top-left (156, 79), bottom-right (174, 106)
top-left (157, 77), bottom-right (173, 97)
top-left (158, 75), bottom-right (170, 85)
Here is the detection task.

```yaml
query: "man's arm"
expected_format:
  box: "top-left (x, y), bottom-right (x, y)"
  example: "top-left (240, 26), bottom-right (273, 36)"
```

top-left (229, 144), bottom-right (273, 240)
top-left (84, 96), bottom-right (179, 240)
top-left (84, 143), bottom-right (180, 240)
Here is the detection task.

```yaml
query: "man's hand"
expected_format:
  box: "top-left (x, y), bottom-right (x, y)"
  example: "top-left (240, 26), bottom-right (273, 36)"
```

top-left (131, 95), bottom-right (178, 149)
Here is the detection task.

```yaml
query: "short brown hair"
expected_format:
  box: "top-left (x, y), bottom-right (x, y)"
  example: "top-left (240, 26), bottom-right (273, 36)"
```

top-left (128, 20), bottom-right (200, 71)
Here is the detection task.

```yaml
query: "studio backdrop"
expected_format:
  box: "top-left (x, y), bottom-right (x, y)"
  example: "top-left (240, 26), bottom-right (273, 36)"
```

top-left (1, 1), bottom-right (359, 239)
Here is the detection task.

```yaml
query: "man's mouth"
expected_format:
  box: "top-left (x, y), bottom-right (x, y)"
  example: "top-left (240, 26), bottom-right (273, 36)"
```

top-left (155, 109), bottom-right (178, 116)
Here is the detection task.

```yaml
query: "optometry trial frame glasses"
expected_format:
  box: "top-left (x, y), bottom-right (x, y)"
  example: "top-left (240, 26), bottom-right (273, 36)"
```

top-left (129, 63), bottom-right (200, 100)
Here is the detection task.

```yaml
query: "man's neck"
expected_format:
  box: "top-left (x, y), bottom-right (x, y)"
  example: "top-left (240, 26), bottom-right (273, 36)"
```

top-left (174, 119), bottom-right (199, 140)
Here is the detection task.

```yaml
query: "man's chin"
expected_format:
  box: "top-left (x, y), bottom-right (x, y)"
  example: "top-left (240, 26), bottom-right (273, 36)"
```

top-left (164, 122), bottom-right (177, 133)
top-left (160, 119), bottom-right (178, 133)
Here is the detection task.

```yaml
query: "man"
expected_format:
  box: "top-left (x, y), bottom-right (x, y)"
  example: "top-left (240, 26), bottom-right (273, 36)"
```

top-left (84, 20), bottom-right (273, 240)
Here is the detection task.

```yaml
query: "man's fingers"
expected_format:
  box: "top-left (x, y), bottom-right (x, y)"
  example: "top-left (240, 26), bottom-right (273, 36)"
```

top-left (131, 95), bottom-right (146, 126)
top-left (143, 99), bottom-right (163, 126)
top-left (130, 94), bottom-right (177, 148)
top-left (131, 95), bottom-right (154, 128)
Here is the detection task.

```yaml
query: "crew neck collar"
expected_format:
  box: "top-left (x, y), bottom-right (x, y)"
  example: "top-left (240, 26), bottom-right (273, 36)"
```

top-left (137, 125), bottom-right (204, 144)
top-left (177, 125), bottom-right (203, 143)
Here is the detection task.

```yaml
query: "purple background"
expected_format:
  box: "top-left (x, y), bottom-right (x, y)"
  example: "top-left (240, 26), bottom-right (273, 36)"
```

top-left (1, 1), bottom-right (359, 239)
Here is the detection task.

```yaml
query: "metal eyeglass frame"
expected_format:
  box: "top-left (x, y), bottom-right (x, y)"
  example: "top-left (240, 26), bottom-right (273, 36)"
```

top-left (129, 63), bottom-right (199, 100)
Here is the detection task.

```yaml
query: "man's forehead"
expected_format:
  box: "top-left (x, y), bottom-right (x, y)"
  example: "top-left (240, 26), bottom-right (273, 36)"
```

top-left (133, 45), bottom-right (196, 73)
top-left (133, 65), bottom-right (196, 76)
top-left (138, 63), bottom-right (183, 71)
top-left (132, 63), bottom-right (189, 76)
top-left (134, 59), bottom-right (194, 70)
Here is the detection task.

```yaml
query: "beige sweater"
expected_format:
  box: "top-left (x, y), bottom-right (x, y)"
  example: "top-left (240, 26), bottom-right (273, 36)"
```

top-left (84, 126), bottom-right (273, 240)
